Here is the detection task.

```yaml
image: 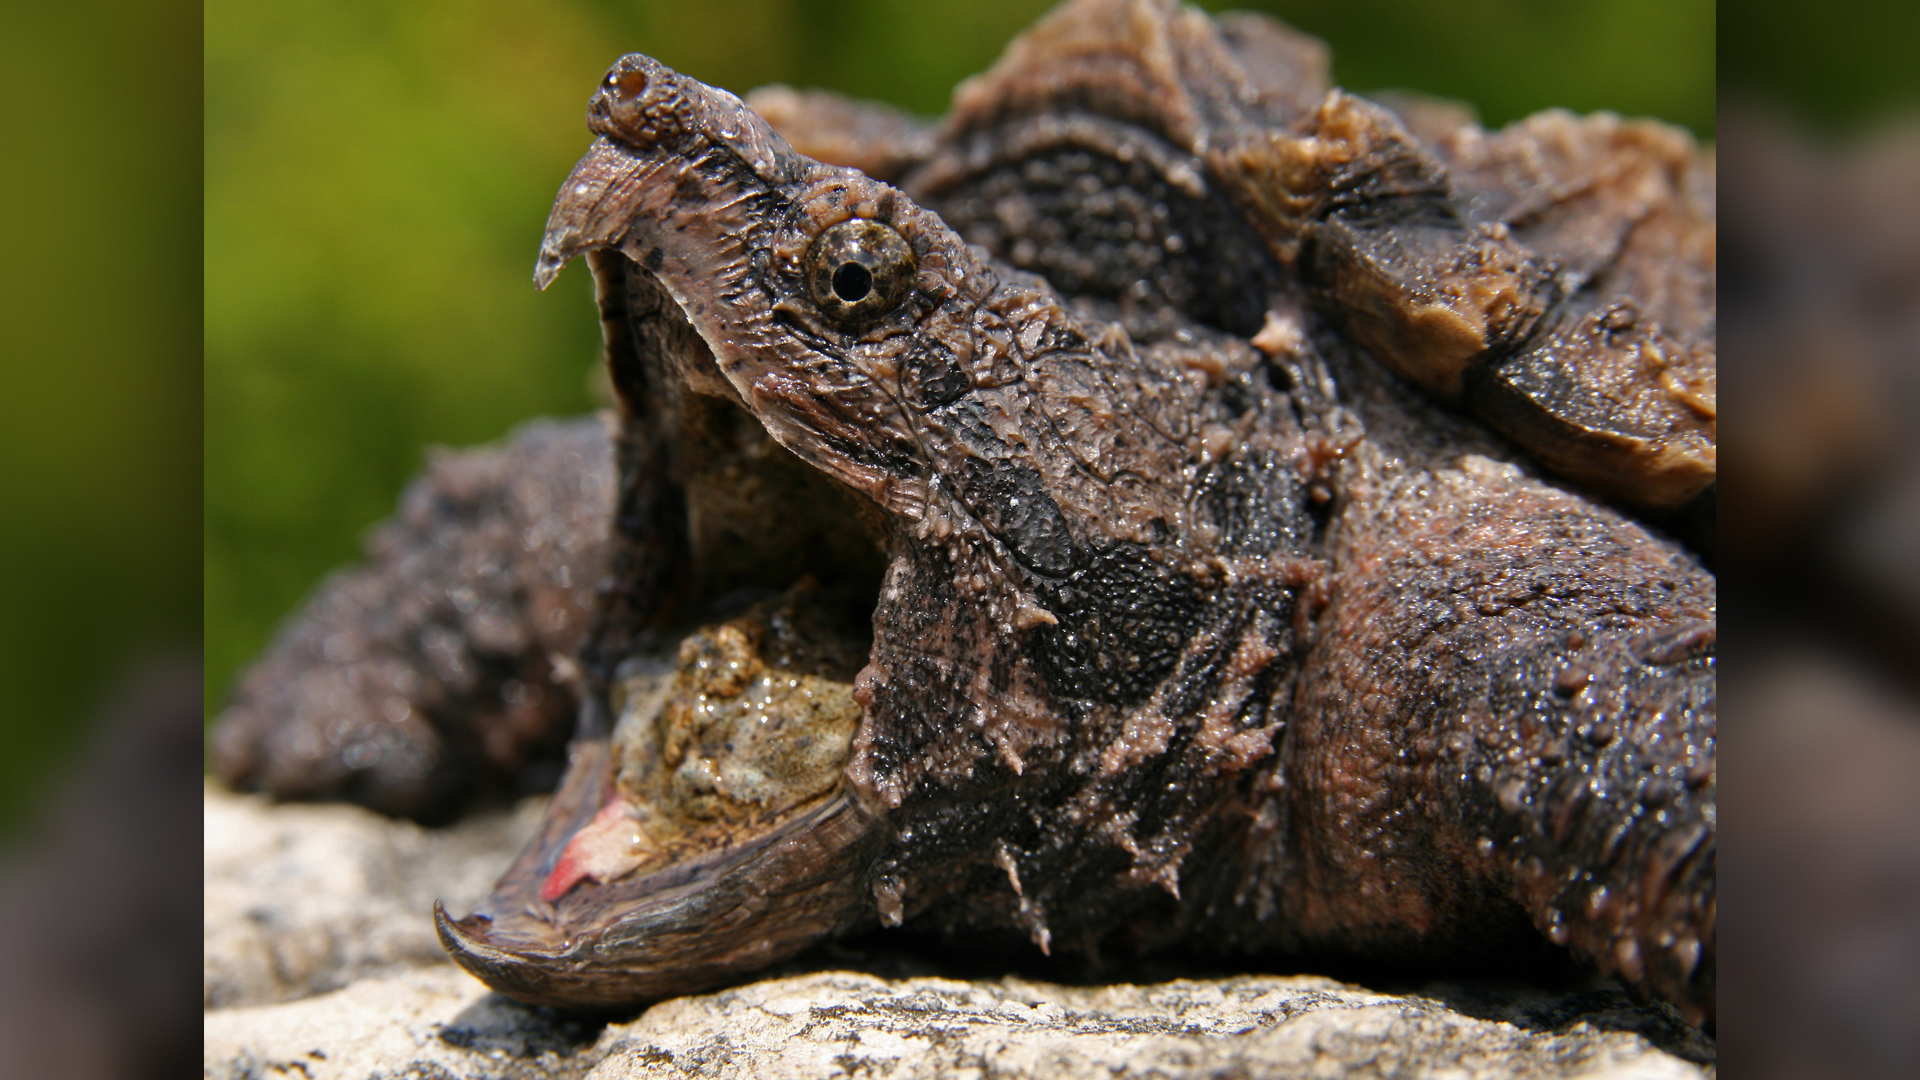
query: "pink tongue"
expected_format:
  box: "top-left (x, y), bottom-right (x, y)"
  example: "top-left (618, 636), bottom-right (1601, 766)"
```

top-left (541, 796), bottom-right (648, 902)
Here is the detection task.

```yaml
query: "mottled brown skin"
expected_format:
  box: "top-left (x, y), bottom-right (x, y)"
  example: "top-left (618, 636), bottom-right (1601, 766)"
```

top-left (443, 44), bottom-right (1325, 1008)
top-left (902, 0), bottom-right (1712, 522)
top-left (434, 0), bottom-right (1715, 1028)
top-left (206, 0), bottom-right (1714, 1026)
top-left (1280, 344), bottom-right (1714, 1007)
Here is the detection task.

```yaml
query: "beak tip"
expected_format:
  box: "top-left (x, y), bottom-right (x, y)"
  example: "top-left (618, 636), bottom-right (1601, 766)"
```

top-left (533, 250), bottom-right (567, 291)
top-left (435, 898), bottom-right (550, 1003)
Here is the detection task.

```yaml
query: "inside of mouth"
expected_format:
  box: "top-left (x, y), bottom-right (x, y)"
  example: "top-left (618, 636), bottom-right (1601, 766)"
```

top-left (672, 389), bottom-right (891, 612)
top-left (528, 249), bottom-right (891, 905)
top-left (537, 577), bottom-right (873, 902)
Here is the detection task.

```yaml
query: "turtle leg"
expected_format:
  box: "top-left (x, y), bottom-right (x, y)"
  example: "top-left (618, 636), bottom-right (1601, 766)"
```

top-left (1275, 362), bottom-right (1715, 1023)
top-left (210, 417), bottom-right (614, 821)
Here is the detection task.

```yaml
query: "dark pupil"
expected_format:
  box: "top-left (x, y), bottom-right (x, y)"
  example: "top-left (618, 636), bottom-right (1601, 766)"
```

top-left (832, 262), bottom-right (873, 303)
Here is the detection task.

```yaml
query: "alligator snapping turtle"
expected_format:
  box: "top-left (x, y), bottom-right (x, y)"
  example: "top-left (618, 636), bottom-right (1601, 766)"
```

top-left (221, 0), bottom-right (1716, 1025)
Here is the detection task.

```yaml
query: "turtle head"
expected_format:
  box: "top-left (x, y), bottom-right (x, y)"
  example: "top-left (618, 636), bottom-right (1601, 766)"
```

top-left (440, 50), bottom-right (1242, 1010)
top-left (533, 53), bottom-right (996, 519)
top-left (439, 54), bottom-right (1040, 1010)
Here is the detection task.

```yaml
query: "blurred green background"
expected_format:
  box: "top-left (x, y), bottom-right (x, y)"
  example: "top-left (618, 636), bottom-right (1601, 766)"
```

top-left (204, 0), bottom-right (1714, 723)
top-left (1, 0), bottom-right (198, 837)
top-left (1724, 0), bottom-right (1920, 135)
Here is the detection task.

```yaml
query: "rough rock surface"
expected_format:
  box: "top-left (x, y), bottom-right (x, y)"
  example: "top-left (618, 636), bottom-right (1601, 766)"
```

top-left (596, 973), bottom-right (1715, 1080)
top-left (204, 964), bottom-right (1712, 1080)
top-left (204, 783), bottom-right (546, 1007)
top-left (204, 966), bottom-right (606, 1080)
top-left (203, 786), bottom-right (1713, 1077)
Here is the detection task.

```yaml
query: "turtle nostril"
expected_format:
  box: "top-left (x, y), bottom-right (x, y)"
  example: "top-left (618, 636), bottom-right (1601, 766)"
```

top-left (611, 67), bottom-right (649, 101)
top-left (832, 262), bottom-right (873, 303)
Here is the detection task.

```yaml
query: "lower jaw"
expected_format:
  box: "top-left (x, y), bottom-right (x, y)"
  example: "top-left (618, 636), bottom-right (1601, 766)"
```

top-left (436, 785), bottom-right (883, 1009)
top-left (437, 579), bottom-right (889, 1010)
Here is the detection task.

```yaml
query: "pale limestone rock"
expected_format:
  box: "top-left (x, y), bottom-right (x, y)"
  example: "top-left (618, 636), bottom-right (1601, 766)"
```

top-left (203, 965), bottom-right (609, 1080)
top-left (588, 972), bottom-right (1707, 1080)
top-left (203, 785), bottom-right (1713, 1077)
top-left (202, 964), bottom-right (1710, 1080)
top-left (203, 783), bottom-right (545, 1007)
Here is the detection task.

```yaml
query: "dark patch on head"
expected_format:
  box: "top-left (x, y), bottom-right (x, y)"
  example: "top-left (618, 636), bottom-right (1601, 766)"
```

top-left (1200, 448), bottom-right (1309, 556)
top-left (1039, 324), bottom-right (1089, 354)
top-left (900, 335), bottom-right (972, 410)
top-left (1033, 543), bottom-right (1203, 706)
top-left (956, 458), bottom-right (1076, 576)
top-left (931, 398), bottom-right (1007, 458)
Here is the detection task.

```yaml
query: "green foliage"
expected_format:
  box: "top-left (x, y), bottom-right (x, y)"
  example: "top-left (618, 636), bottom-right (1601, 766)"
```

top-left (205, 0), bottom-right (1714, 721)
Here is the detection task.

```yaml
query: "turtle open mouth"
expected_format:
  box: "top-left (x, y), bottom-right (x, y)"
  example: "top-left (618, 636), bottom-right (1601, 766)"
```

top-left (435, 249), bottom-right (898, 1009)
top-left (434, 581), bottom-right (885, 1009)
top-left (436, 59), bottom-right (922, 1006)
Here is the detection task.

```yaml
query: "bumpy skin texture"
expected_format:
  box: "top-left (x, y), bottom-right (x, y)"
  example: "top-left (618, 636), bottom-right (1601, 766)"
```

top-left (207, 0), bottom-right (1713, 1024)
top-left (897, 0), bottom-right (1713, 545)
top-left (429, 0), bottom-right (1715, 1027)
top-left (214, 417), bottom-right (614, 820)
top-left (1278, 348), bottom-right (1714, 1006)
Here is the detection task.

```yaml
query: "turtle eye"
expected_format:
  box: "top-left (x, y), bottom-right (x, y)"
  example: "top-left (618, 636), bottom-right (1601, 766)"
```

top-left (805, 219), bottom-right (916, 325)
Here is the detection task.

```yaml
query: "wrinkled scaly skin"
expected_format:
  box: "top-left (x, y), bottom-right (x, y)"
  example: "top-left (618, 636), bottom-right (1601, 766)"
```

top-left (428, 0), bottom-right (1715, 1027)
top-left (210, 0), bottom-right (1714, 1026)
